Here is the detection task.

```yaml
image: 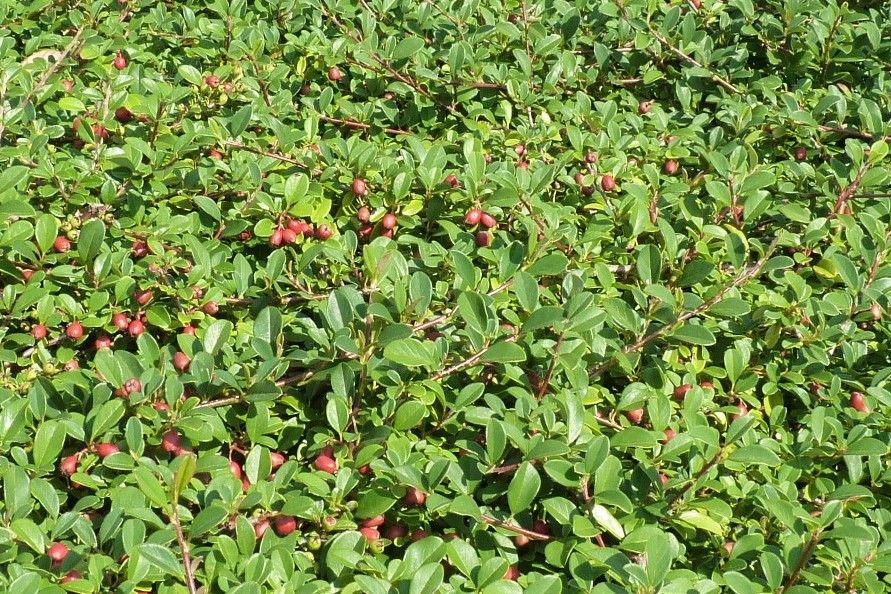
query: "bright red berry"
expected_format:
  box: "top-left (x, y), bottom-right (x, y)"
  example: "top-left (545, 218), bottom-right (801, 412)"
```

top-left (601, 175), bottom-right (616, 192)
top-left (48, 542), bottom-right (69, 563)
top-left (381, 213), bottom-right (397, 230)
top-left (351, 178), bottom-right (367, 196)
top-left (94, 442), bottom-right (119, 457)
top-left (664, 159), bottom-right (679, 175)
top-left (128, 319), bottom-right (145, 337)
top-left (357, 206), bottom-right (371, 222)
top-left (464, 208), bottom-right (482, 225)
top-left (625, 408), bottom-right (644, 424)
top-left (270, 229), bottom-right (284, 246)
top-left (315, 225), bottom-right (333, 240)
top-left (60, 455), bottom-right (79, 476)
top-left (134, 290), bottom-right (153, 305)
top-left (94, 335), bottom-right (113, 349)
top-left (31, 324), bottom-right (48, 340)
top-left (404, 487), bottom-right (426, 506)
top-left (254, 519), bottom-right (270, 538)
top-left (359, 526), bottom-right (380, 541)
top-left (113, 52), bottom-right (128, 70)
top-left (480, 212), bottom-right (497, 229)
top-left (112, 313), bottom-right (130, 331)
top-left (362, 515), bottom-right (386, 528)
top-left (273, 515), bottom-right (297, 536)
top-left (505, 565), bottom-right (520, 581)
top-left (328, 67), bottom-right (342, 81)
top-left (850, 391), bottom-right (869, 412)
top-left (314, 455), bottom-right (337, 474)
top-left (124, 378), bottom-right (142, 395)
top-left (674, 383), bottom-right (693, 400)
top-left (182, 324), bottom-right (197, 335)
top-left (53, 236), bottom-right (71, 252)
top-left (173, 351), bottom-right (191, 372)
top-left (66, 322), bottom-right (84, 339)
top-left (270, 452), bottom-right (286, 469)
top-left (202, 301), bottom-right (219, 315)
top-left (132, 240), bottom-right (148, 258)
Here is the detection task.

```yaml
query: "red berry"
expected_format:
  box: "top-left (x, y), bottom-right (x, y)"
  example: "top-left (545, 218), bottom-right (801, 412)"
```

top-left (357, 206), bottom-right (371, 222)
top-left (404, 487), bottom-right (426, 506)
top-left (517, 160), bottom-right (529, 169)
top-left (674, 383), bottom-right (693, 400)
top-left (359, 526), bottom-right (380, 541)
top-left (793, 147), bottom-right (807, 161)
top-left (315, 225), bottom-right (333, 240)
top-left (202, 301), bottom-right (219, 315)
top-left (134, 290), bottom-right (153, 305)
top-left (314, 455), bottom-right (337, 474)
top-left (357, 464), bottom-right (371, 475)
top-left (66, 322), bottom-right (84, 339)
top-left (585, 150), bottom-right (598, 163)
top-left (47, 542), bottom-right (69, 563)
top-left (94, 335), bottom-right (113, 349)
top-left (871, 302), bottom-right (882, 320)
top-left (128, 319), bottom-right (145, 337)
top-left (383, 524), bottom-right (407, 540)
top-left (504, 565), bottom-right (520, 581)
top-left (22, 269), bottom-right (34, 282)
top-left (475, 231), bottom-right (491, 247)
top-left (381, 213), bottom-right (397, 230)
top-left (182, 324), bottom-right (197, 336)
top-left (660, 473), bottom-right (669, 485)
top-left (850, 391), bottom-right (869, 412)
top-left (514, 534), bottom-right (530, 548)
top-left (662, 428), bottom-right (677, 443)
top-left (113, 52), bottom-right (128, 70)
top-left (60, 455), bottom-right (79, 476)
top-left (115, 106), bottom-right (133, 123)
top-left (92, 124), bottom-right (109, 140)
top-left (31, 324), bottom-right (48, 340)
top-left (204, 75), bottom-right (220, 88)
top-left (691, 0), bottom-right (701, 8)
top-left (154, 401), bottom-right (170, 411)
top-left (131, 240), bottom-right (148, 258)
top-left (124, 378), bottom-right (142, 395)
top-left (700, 380), bottom-right (715, 389)
top-left (464, 208), bottom-right (482, 226)
top-left (53, 236), bottom-right (71, 252)
top-left (664, 159), bottom-right (679, 175)
top-left (281, 228), bottom-right (297, 244)
top-left (361, 515), bottom-right (386, 528)
top-left (638, 100), bottom-right (651, 114)
top-left (733, 400), bottom-right (749, 419)
top-left (480, 212), bottom-right (497, 229)
top-left (112, 313), bottom-right (130, 331)
top-left (60, 570), bottom-right (81, 584)
top-left (94, 442), bottom-right (119, 457)
top-left (351, 178), bottom-right (368, 198)
top-left (209, 148), bottom-right (224, 160)
top-left (410, 529), bottom-right (429, 541)
top-left (64, 360), bottom-right (80, 371)
top-left (444, 174), bottom-right (459, 188)
top-left (270, 229), bottom-right (284, 246)
top-left (229, 460), bottom-right (242, 479)
top-left (173, 351), bottom-right (191, 372)
top-left (601, 175), bottom-right (616, 192)
top-left (273, 515), bottom-right (297, 536)
top-left (270, 452), bottom-right (286, 469)
top-left (514, 144), bottom-right (526, 156)
top-left (358, 223), bottom-right (374, 241)
top-left (625, 408), bottom-right (644, 424)
top-left (161, 431), bottom-right (182, 453)
top-left (328, 66), bottom-right (342, 81)
top-left (255, 519), bottom-right (270, 538)
top-left (240, 230), bottom-right (252, 241)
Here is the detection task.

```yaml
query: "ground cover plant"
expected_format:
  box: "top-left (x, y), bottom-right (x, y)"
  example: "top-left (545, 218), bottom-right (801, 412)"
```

top-left (0, 0), bottom-right (890, 592)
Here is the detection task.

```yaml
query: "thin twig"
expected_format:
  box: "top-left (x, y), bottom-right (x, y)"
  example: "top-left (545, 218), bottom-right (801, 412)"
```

top-left (589, 237), bottom-right (780, 379)
top-left (481, 514), bottom-right (552, 541)
top-left (488, 462), bottom-right (521, 475)
top-left (647, 25), bottom-right (742, 94)
top-left (318, 114), bottom-right (411, 136)
top-left (666, 448), bottom-right (724, 508)
top-left (431, 336), bottom-right (518, 381)
top-left (170, 502), bottom-right (199, 594)
top-left (223, 140), bottom-right (320, 175)
top-left (536, 333), bottom-right (563, 398)
top-left (830, 164), bottom-right (869, 218)
top-left (778, 528), bottom-right (823, 594)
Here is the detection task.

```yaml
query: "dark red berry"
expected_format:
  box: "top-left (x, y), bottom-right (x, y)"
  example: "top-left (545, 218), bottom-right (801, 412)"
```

top-left (173, 351), bottom-right (191, 372)
top-left (381, 213), bottom-right (397, 230)
top-left (328, 67), bottom-right (342, 81)
top-left (601, 175), bottom-right (616, 191)
top-left (113, 52), bottom-right (128, 70)
top-left (161, 431), bottom-right (182, 453)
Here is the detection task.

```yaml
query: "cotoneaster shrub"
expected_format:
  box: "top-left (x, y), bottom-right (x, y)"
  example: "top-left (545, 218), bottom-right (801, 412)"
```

top-left (0, 0), bottom-right (889, 593)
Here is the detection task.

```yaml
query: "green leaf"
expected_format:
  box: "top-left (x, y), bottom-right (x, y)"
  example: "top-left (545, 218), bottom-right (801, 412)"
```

top-left (0, 166), bottom-right (28, 194)
top-left (203, 319), bottom-right (233, 355)
top-left (77, 219), bottom-right (105, 262)
top-left (228, 105), bottom-right (253, 137)
top-left (728, 445), bottom-right (782, 466)
top-left (137, 543), bottom-right (184, 576)
top-left (507, 462), bottom-right (540, 515)
top-left (670, 323), bottom-right (716, 345)
top-left (590, 503), bottom-right (624, 539)
top-left (34, 214), bottom-right (58, 253)
top-left (392, 36), bottom-right (425, 61)
top-left (457, 291), bottom-right (490, 336)
top-left (384, 338), bottom-right (437, 368)
top-left (254, 306), bottom-right (282, 347)
top-left (10, 518), bottom-right (45, 554)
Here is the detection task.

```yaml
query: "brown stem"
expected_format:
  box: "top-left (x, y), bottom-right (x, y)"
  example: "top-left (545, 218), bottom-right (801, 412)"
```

top-left (170, 502), bottom-right (199, 594)
top-left (830, 164), bottom-right (869, 218)
top-left (431, 336), bottom-right (518, 381)
top-left (778, 529), bottom-right (823, 594)
top-left (488, 462), bottom-right (520, 475)
top-left (481, 514), bottom-right (552, 541)
top-left (667, 448), bottom-right (724, 508)
top-left (536, 333), bottom-right (563, 398)
top-left (222, 140), bottom-right (320, 175)
top-left (195, 396), bottom-right (243, 409)
top-left (318, 115), bottom-right (411, 136)
top-left (589, 236), bottom-right (780, 379)
top-left (646, 25), bottom-right (742, 94)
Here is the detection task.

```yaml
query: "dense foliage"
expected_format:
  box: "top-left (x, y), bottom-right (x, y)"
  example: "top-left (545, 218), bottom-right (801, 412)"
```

top-left (1, 0), bottom-right (890, 592)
